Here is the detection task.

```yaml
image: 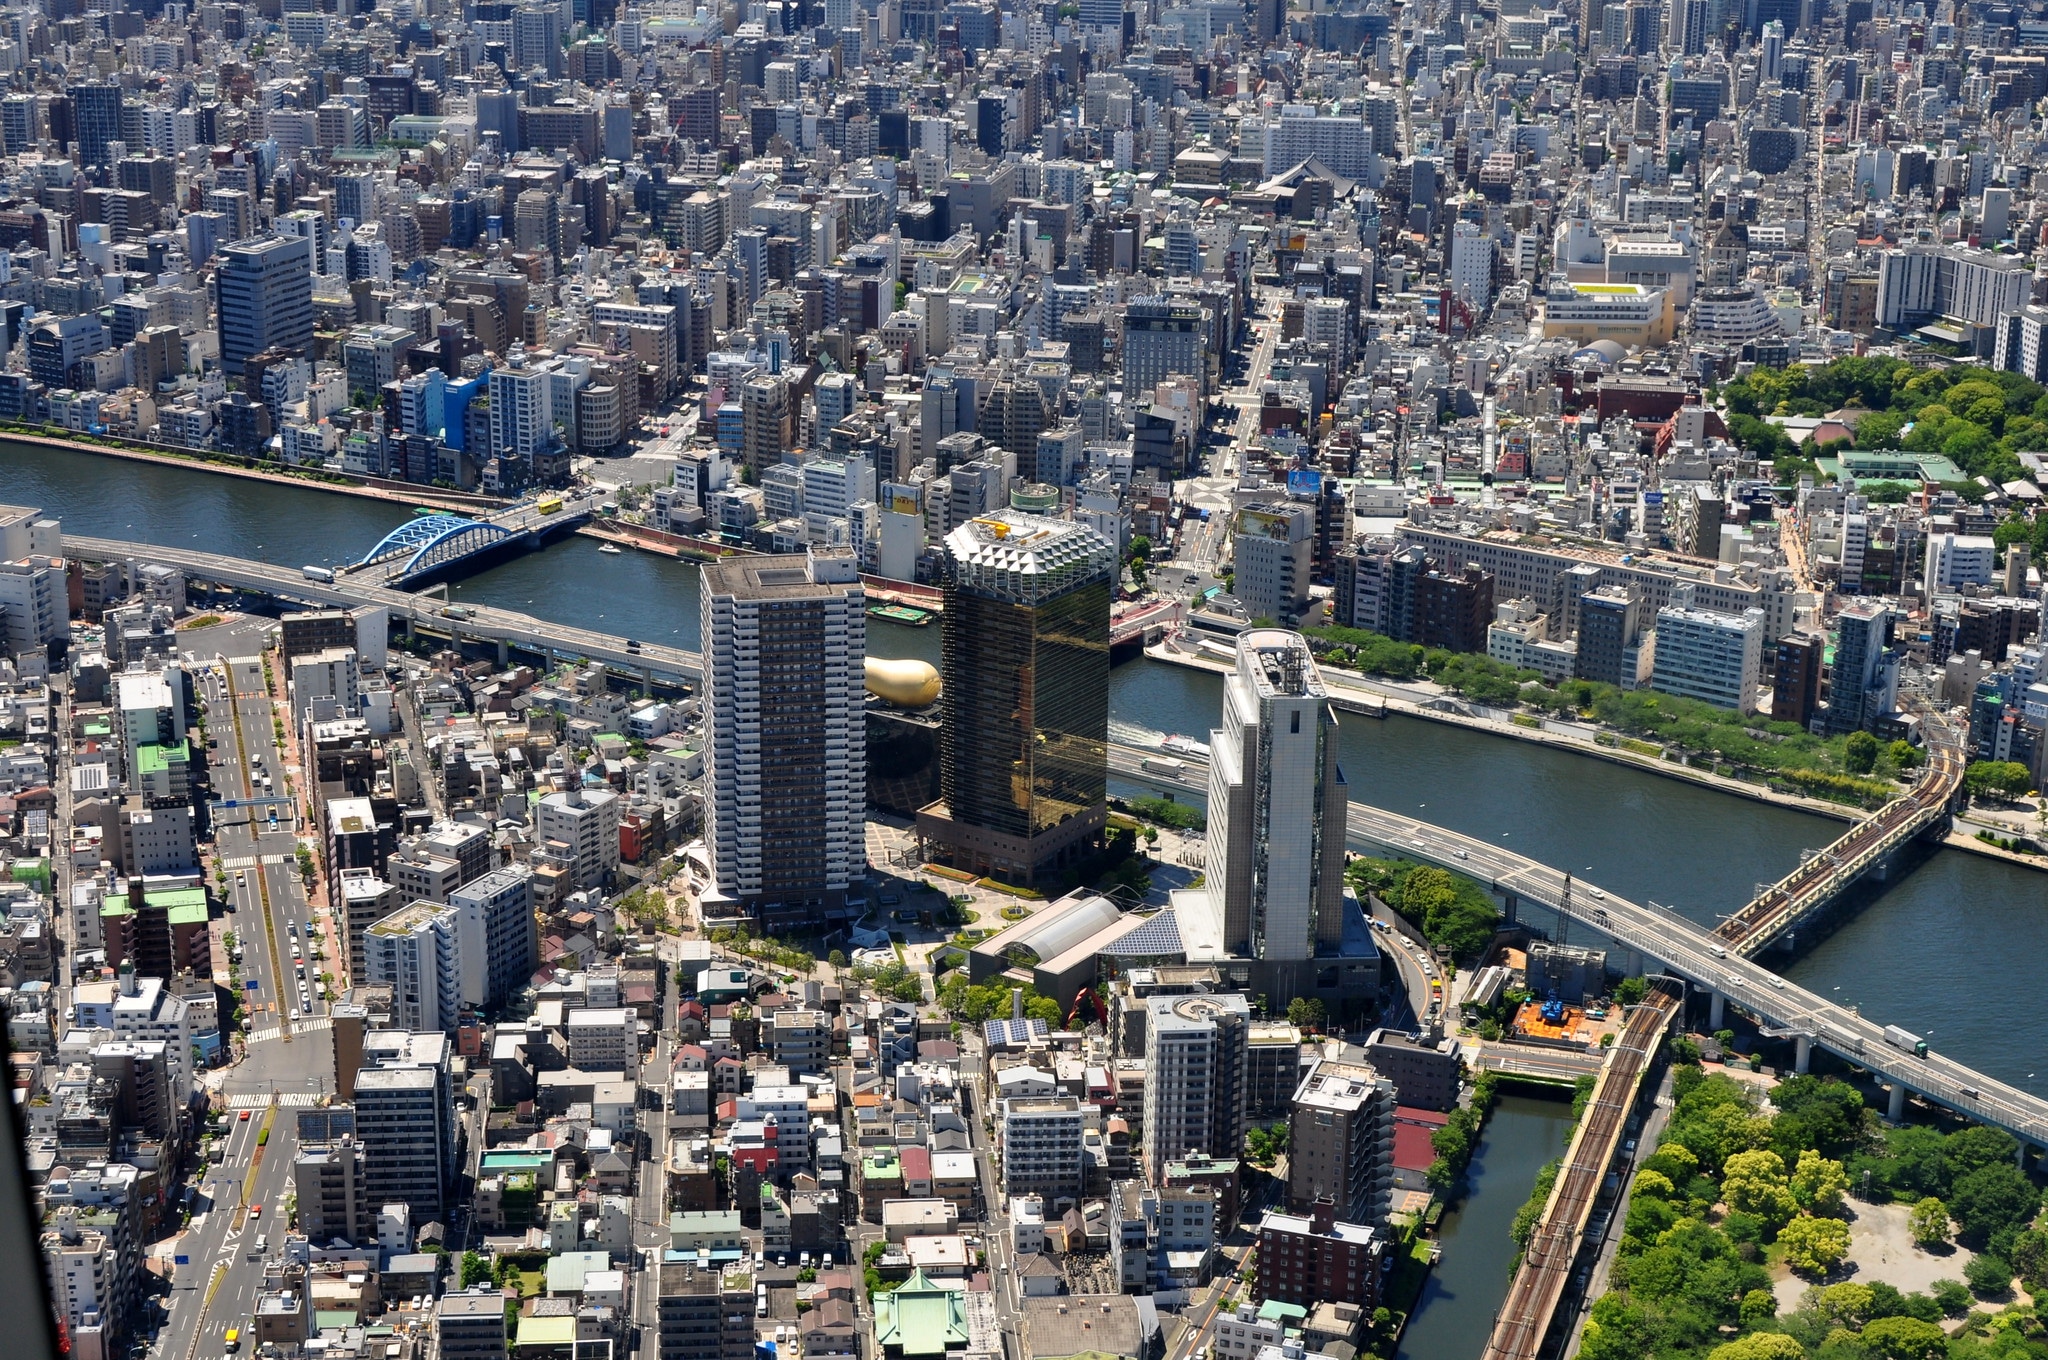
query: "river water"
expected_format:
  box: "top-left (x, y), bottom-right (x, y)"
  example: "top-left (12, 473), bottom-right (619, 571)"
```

top-left (13, 438), bottom-right (2048, 1351)
top-left (14, 438), bottom-right (2048, 1067)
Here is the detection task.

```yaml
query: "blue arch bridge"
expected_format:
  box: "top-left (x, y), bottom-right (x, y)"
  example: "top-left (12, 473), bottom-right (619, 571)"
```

top-left (347, 497), bottom-right (591, 587)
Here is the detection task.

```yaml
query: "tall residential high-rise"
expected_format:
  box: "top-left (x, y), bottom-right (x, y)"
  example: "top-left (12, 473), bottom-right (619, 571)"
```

top-left (1822, 602), bottom-right (1901, 735)
top-left (437, 1289), bottom-right (511, 1360)
top-left (1187, 630), bottom-right (1351, 986)
top-left (658, 1263), bottom-right (756, 1360)
top-left (213, 235), bottom-right (315, 376)
top-left (1142, 993), bottom-right (1250, 1183)
top-left (979, 373), bottom-right (1049, 468)
top-left (449, 867), bottom-right (537, 1009)
top-left (362, 900), bottom-right (478, 1035)
top-left (352, 1031), bottom-right (455, 1222)
top-left (700, 549), bottom-right (866, 926)
top-left (295, 1135), bottom-right (373, 1247)
top-left (534, 786), bottom-right (621, 889)
top-left (917, 511), bottom-right (1116, 886)
top-left (67, 83), bottom-right (123, 166)
top-left (740, 373), bottom-right (791, 474)
top-left (1772, 633), bottom-right (1825, 731)
top-left (1287, 1055), bottom-right (1397, 1226)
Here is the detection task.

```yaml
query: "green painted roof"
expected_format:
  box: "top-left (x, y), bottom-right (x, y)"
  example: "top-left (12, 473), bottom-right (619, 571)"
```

top-left (481, 1151), bottom-right (554, 1174)
top-left (1814, 450), bottom-right (1968, 484)
top-left (874, 1269), bottom-right (968, 1356)
top-left (145, 888), bottom-right (210, 926)
top-left (132, 741), bottom-right (190, 776)
top-left (315, 1310), bottom-right (359, 1332)
top-left (99, 902), bottom-right (135, 919)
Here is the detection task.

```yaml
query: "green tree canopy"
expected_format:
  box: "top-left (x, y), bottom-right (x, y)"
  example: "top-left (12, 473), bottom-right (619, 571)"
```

top-left (1949, 1162), bottom-right (2041, 1247)
top-left (1860, 1315), bottom-right (1950, 1360)
top-left (1707, 1333), bottom-right (1806, 1360)
top-left (1779, 1215), bottom-right (1852, 1274)
top-left (1908, 1197), bottom-right (1951, 1247)
top-left (1964, 760), bottom-right (2034, 799)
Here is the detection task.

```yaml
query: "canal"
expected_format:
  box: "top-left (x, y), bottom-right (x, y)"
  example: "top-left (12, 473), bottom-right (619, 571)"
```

top-left (1395, 1094), bottom-right (1576, 1360)
top-left (14, 437), bottom-right (2048, 1349)
top-left (13, 438), bottom-right (2048, 1084)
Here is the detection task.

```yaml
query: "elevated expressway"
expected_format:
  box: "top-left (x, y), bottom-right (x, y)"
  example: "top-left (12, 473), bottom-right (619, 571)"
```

top-left (1105, 744), bottom-right (2048, 1148)
top-left (64, 535), bottom-right (701, 685)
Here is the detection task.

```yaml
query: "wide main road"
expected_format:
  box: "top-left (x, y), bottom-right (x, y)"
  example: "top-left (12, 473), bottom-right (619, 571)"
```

top-left (155, 1110), bottom-right (301, 1360)
top-left (1105, 742), bottom-right (2048, 1149)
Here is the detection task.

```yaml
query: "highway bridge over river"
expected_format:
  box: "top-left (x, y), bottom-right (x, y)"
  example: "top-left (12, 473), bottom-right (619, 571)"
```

top-left (1106, 743), bottom-right (2044, 1145)
top-left (73, 537), bottom-right (2026, 1134)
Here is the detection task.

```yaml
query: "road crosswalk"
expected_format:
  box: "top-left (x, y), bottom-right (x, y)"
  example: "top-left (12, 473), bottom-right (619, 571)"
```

top-left (224, 1091), bottom-right (324, 1109)
top-left (244, 1015), bottom-right (332, 1045)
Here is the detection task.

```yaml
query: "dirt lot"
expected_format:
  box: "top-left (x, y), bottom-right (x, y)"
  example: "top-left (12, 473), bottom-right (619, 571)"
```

top-left (1771, 1198), bottom-right (1976, 1311)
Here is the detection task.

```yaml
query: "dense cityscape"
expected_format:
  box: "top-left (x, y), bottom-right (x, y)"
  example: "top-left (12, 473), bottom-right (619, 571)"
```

top-left (11, 0), bottom-right (2048, 1358)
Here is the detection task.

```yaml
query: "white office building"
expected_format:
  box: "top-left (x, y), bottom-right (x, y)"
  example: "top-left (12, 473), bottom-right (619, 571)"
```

top-left (1260, 105), bottom-right (1373, 179)
top-left (1197, 630), bottom-right (1348, 963)
top-left (1230, 504), bottom-right (1315, 627)
top-left (1450, 222), bottom-right (1494, 307)
top-left (1924, 532), bottom-right (1997, 592)
top-left (1650, 605), bottom-right (1766, 713)
top-left (1875, 243), bottom-right (2034, 332)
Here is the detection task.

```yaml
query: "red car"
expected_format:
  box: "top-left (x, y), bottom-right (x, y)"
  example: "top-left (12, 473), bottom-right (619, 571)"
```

top-left (238, 1110), bottom-right (251, 1122)
top-left (249, 1203), bottom-right (262, 1217)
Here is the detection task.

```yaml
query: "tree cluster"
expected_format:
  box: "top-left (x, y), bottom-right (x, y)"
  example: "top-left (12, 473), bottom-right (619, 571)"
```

top-left (1299, 625), bottom-right (1905, 799)
top-left (1964, 761), bottom-right (2034, 801)
top-left (935, 974), bottom-right (1067, 1027)
top-left (1425, 1071), bottom-right (1500, 1193)
top-left (1847, 1122), bottom-right (2044, 1291)
top-left (1345, 857), bottom-right (1501, 962)
top-left (1721, 357), bottom-right (2048, 493)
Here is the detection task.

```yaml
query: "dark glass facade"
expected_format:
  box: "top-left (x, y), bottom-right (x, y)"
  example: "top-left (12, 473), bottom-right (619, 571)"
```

top-left (930, 576), bottom-right (1111, 879)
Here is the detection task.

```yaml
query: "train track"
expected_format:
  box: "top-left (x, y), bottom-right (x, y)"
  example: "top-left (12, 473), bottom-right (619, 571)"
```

top-left (1715, 716), bottom-right (1965, 950)
top-left (1482, 985), bottom-right (1681, 1360)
